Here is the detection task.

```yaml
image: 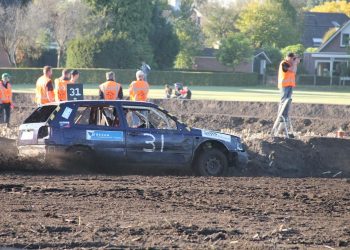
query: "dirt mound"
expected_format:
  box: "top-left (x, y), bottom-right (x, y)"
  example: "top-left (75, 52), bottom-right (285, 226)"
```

top-left (244, 137), bottom-right (350, 178)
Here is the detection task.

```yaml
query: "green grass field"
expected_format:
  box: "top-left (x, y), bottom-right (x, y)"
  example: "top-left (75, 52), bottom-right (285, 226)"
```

top-left (12, 83), bottom-right (350, 105)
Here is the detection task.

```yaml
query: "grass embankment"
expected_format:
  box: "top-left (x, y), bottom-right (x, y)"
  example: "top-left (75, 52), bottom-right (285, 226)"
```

top-left (12, 84), bottom-right (350, 105)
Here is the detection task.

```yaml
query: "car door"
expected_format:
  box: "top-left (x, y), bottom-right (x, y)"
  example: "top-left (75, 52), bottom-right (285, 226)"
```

top-left (63, 104), bottom-right (126, 163)
top-left (122, 105), bottom-right (193, 168)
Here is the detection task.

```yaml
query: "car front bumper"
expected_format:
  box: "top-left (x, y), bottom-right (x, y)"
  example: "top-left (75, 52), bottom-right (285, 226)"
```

top-left (229, 150), bottom-right (249, 169)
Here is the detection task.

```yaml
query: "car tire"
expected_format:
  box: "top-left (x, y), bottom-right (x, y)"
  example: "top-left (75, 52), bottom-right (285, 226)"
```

top-left (67, 146), bottom-right (96, 171)
top-left (195, 148), bottom-right (228, 177)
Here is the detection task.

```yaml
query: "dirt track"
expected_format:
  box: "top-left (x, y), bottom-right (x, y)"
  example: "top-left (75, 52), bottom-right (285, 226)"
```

top-left (1, 95), bottom-right (350, 248)
top-left (0, 174), bottom-right (349, 249)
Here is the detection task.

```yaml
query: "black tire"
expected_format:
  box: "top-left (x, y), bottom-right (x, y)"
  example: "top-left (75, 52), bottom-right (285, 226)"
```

top-left (195, 148), bottom-right (228, 177)
top-left (67, 146), bottom-right (96, 171)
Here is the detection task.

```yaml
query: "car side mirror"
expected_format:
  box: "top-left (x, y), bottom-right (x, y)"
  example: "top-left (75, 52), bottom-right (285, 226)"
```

top-left (178, 123), bottom-right (189, 132)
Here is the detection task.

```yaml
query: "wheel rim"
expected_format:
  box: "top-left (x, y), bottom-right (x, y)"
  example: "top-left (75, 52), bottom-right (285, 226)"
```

top-left (74, 150), bottom-right (87, 161)
top-left (204, 157), bottom-right (222, 176)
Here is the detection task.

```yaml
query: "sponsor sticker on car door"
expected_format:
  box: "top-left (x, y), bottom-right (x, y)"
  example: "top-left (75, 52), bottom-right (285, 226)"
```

top-left (86, 130), bottom-right (124, 142)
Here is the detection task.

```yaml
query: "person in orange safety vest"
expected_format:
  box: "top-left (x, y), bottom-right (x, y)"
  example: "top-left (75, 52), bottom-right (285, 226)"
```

top-left (99, 71), bottom-right (123, 100)
top-left (129, 70), bottom-right (149, 102)
top-left (0, 73), bottom-right (13, 125)
top-left (54, 69), bottom-right (71, 102)
top-left (277, 52), bottom-right (300, 122)
top-left (129, 70), bottom-right (150, 127)
top-left (35, 66), bottom-right (55, 105)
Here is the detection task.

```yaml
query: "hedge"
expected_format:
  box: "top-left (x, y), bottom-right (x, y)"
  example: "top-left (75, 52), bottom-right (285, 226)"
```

top-left (0, 68), bottom-right (259, 86)
top-left (297, 75), bottom-right (341, 86)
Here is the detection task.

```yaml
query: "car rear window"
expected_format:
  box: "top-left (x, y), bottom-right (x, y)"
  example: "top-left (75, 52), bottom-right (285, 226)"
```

top-left (24, 105), bottom-right (58, 124)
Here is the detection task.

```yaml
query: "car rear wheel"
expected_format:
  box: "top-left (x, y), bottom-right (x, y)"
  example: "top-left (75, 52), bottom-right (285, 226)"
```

top-left (195, 148), bottom-right (228, 176)
top-left (67, 146), bottom-right (96, 171)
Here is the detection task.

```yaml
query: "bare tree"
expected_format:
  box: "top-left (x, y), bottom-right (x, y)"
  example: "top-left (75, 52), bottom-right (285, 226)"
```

top-left (30, 0), bottom-right (93, 67)
top-left (0, 3), bottom-right (26, 67)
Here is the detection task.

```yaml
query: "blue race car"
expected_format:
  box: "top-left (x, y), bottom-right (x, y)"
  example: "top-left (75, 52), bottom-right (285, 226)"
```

top-left (18, 100), bottom-right (248, 176)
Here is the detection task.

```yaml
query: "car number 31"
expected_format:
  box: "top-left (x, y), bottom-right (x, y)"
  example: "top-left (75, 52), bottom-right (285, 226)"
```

top-left (143, 133), bottom-right (164, 153)
top-left (69, 87), bottom-right (82, 96)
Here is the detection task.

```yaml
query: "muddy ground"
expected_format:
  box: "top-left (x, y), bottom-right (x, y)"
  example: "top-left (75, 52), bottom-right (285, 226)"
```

top-left (0, 174), bottom-right (349, 249)
top-left (1, 95), bottom-right (350, 249)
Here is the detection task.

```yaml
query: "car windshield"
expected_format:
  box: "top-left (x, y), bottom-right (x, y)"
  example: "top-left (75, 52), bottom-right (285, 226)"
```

top-left (157, 106), bottom-right (190, 130)
top-left (24, 105), bottom-right (58, 124)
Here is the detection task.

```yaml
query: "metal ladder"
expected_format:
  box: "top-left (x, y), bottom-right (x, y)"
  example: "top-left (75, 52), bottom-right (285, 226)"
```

top-left (271, 98), bottom-right (294, 138)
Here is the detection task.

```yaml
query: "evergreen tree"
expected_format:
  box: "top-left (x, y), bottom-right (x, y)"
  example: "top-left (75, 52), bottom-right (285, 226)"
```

top-left (84, 0), bottom-right (154, 67)
top-left (149, 1), bottom-right (179, 69)
top-left (172, 0), bottom-right (204, 69)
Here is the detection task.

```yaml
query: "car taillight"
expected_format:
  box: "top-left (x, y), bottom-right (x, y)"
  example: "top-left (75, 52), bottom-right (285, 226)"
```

top-left (38, 126), bottom-right (50, 139)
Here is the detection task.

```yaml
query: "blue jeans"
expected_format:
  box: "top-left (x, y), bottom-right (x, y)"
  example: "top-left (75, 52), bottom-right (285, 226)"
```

top-left (279, 86), bottom-right (293, 119)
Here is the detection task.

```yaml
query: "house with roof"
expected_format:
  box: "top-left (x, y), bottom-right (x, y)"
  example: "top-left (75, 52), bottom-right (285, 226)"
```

top-left (194, 48), bottom-right (271, 74)
top-left (301, 12), bottom-right (349, 48)
top-left (303, 19), bottom-right (350, 84)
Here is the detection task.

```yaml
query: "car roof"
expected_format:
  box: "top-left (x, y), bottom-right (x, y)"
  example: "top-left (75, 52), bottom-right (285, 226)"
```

top-left (45, 100), bottom-right (159, 108)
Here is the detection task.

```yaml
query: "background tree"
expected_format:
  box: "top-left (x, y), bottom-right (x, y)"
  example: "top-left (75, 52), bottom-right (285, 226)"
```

top-left (305, 47), bottom-right (318, 52)
top-left (216, 32), bottom-right (253, 70)
top-left (200, 2), bottom-right (238, 46)
top-left (66, 36), bottom-right (98, 68)
top-left (172, 0), bottom-right (204, 69)
top-left (85, 0), bottom-right (155, 66)
top-left (0, 2), bottom-right (26, 67)
top-left (68, 0), bottom-right (179, 69)
top-left (66, 32), bottom-right (136, 69)
top-left (280, 44), bottom-right (305, 58)
top-left (305, 0), bottom-right (326, 9)
top-left (236, 0), bottom-right (299, 48)
top-left (262, 45), bottom-right (282, 70)
top-left (274, 0), bottom-right (297, 22)
top-left (31, 0), bottom-right (94, 67)
top-left (149, 0), bottom-right (180, 69)
top-left (310, 0), bottom-right (350, 16)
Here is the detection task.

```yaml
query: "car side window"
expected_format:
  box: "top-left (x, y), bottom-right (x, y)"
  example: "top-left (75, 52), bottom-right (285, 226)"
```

top-left (122, 106), bottom-right (177, 130)
top-left (74, 106), bottom-right (95, 125)
top-left (74, 105), bottom-right (120, 128)
top-left (99, 106), bottom-right (120, 127)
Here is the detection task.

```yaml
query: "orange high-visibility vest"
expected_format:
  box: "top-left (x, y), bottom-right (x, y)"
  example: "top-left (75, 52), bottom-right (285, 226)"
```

top-left (35, 75), bottom-right (55, 105)
top-left (129, 80), bottom-right (149, 101)
top-left (99, 81), bottom-right (122, 100)
top-left (0, 81), bottom-right (12, 104)
top-left (278, 60), bottom-right (296, 89)
top-left (54, 78), bottom-right (70, 101)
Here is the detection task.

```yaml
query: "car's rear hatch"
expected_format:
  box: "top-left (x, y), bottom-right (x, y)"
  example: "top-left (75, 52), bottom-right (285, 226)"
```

top-left (18, 105), bottom-right (58, 146)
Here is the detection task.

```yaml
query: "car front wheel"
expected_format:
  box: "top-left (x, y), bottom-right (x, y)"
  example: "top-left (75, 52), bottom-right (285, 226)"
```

top-left (195, 148), bottom-right (228, 176)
